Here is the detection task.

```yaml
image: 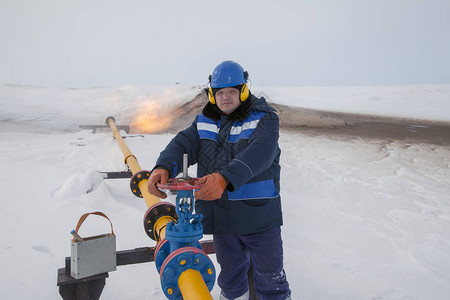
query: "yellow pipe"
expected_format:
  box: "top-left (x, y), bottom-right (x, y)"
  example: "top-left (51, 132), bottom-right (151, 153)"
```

top-left (107, 117), bottom-right (169, 239)
top-left (153, 215), bottom-right (174, 241)
top-left (106, 117), bottom-right (160, 208)
top-left (178, 269), bottom-right (213, 300)
top-left (138, 179), bottom-right (158, 208)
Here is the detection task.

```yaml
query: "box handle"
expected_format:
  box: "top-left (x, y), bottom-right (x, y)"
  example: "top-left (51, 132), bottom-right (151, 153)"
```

top-left (73, 211), bottom-right (115, 241)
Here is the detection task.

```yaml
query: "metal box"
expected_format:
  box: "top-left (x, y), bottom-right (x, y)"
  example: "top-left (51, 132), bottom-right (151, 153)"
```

top-left (70, 233), bottom-right (117, 279)
top-left (70, 211), bottom-right (117, 279)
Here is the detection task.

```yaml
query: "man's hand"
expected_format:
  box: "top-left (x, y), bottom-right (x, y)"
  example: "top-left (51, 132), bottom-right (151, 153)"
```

top-left (194, 173), bottom-right (227, 200)
top-left (147, 168), bottom-right (169, 199)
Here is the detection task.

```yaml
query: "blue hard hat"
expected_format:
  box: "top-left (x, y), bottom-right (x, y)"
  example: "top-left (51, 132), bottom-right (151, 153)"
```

top-left (209, 61), bottom-right (248, 88)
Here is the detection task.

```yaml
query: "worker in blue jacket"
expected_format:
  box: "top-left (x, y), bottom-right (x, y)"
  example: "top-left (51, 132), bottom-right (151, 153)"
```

top-left (148, 60), bottom-right (291, 300)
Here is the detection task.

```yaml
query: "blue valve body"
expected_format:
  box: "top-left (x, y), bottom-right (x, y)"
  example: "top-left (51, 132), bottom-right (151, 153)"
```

top-left (155, 188), bottom-right (216, 299)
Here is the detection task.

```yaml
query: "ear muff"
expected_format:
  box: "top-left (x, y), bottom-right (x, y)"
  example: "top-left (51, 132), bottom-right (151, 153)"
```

top-left (208, 87), bottom-right (216, 104)
top-left (240, 83), bottom-right (249, 102)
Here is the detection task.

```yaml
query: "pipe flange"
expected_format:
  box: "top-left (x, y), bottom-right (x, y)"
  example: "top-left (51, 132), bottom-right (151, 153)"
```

top-left (143, 202), bottom-right (178, 241)
top-left (154, 238), bottom-right (170, 273)
top-left (156, 238), bottom-right (203, 273)
top-left (130, 170), bottom-right (150, 198)
top-left (159, 247), bottom-right (216, 300)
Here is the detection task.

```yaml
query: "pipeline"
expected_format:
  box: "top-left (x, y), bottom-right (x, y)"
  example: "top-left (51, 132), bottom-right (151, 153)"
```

top-left (106, 116), bottom-right (159, 207)
top-left (106, 116), bottom-right (215, 300)
top-left (106, 116), bottom-right (176, 242)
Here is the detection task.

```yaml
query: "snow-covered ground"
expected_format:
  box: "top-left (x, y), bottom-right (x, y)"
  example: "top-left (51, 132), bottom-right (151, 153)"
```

top-left (0, 84), bottom-right (449, 299)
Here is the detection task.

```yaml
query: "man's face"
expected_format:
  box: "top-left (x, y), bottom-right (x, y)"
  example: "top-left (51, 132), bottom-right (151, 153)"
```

top-left (215, 87), bottom-right (241, 114)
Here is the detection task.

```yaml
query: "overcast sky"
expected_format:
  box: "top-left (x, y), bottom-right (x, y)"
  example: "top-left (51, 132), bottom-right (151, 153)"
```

top-left (1, 0), bottom-right (449, 88)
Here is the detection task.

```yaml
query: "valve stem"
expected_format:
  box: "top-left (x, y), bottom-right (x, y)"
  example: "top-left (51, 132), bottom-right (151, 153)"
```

top-left (183, 153), bottom-right (188, 179)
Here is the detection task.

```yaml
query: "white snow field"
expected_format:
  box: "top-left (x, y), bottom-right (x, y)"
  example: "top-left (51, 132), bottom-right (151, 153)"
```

top-left (0, 84), bottom-right (449, 299)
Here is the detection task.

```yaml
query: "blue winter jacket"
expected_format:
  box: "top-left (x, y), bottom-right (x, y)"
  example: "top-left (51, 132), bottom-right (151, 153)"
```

top-left (154, 94), bottom-right (283, 234)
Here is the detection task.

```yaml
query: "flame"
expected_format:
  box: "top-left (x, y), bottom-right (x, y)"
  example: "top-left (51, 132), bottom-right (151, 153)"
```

top-left (130, 100), bottom-right (173, 134)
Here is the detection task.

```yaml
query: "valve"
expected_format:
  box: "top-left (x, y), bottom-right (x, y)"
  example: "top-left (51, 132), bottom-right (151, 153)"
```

top-left (153, 154), bottom-right (216, 300)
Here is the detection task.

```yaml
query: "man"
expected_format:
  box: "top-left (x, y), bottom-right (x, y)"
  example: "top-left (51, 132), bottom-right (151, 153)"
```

top-left (148, 60), bottom-right (291, 300)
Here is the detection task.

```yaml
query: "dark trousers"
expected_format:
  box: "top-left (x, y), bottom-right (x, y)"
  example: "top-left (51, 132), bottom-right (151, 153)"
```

top-left (213, 227), bottom-right (291, 300)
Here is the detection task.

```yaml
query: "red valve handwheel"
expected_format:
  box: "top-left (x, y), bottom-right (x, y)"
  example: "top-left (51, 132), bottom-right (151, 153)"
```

top-left (156, 178), bottom-right (203, 190)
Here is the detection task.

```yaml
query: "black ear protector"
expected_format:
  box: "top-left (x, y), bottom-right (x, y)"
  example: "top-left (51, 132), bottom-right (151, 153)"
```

top-left (208, 71), bottom-right (250, 104)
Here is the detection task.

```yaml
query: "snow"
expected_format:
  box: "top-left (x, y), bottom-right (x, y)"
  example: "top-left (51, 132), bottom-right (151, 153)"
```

top-left (0, 84), bottom-right (449, 299)
top-left (253, 85), bottom-right (450, 121)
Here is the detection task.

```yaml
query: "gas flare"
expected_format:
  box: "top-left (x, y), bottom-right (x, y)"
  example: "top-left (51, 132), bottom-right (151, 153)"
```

top-left (130, 100), bottom-right (173, 133)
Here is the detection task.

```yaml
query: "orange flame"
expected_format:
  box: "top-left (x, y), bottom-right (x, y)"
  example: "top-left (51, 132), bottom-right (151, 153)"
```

top-left (130, 100), bottom-right (173, 134)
